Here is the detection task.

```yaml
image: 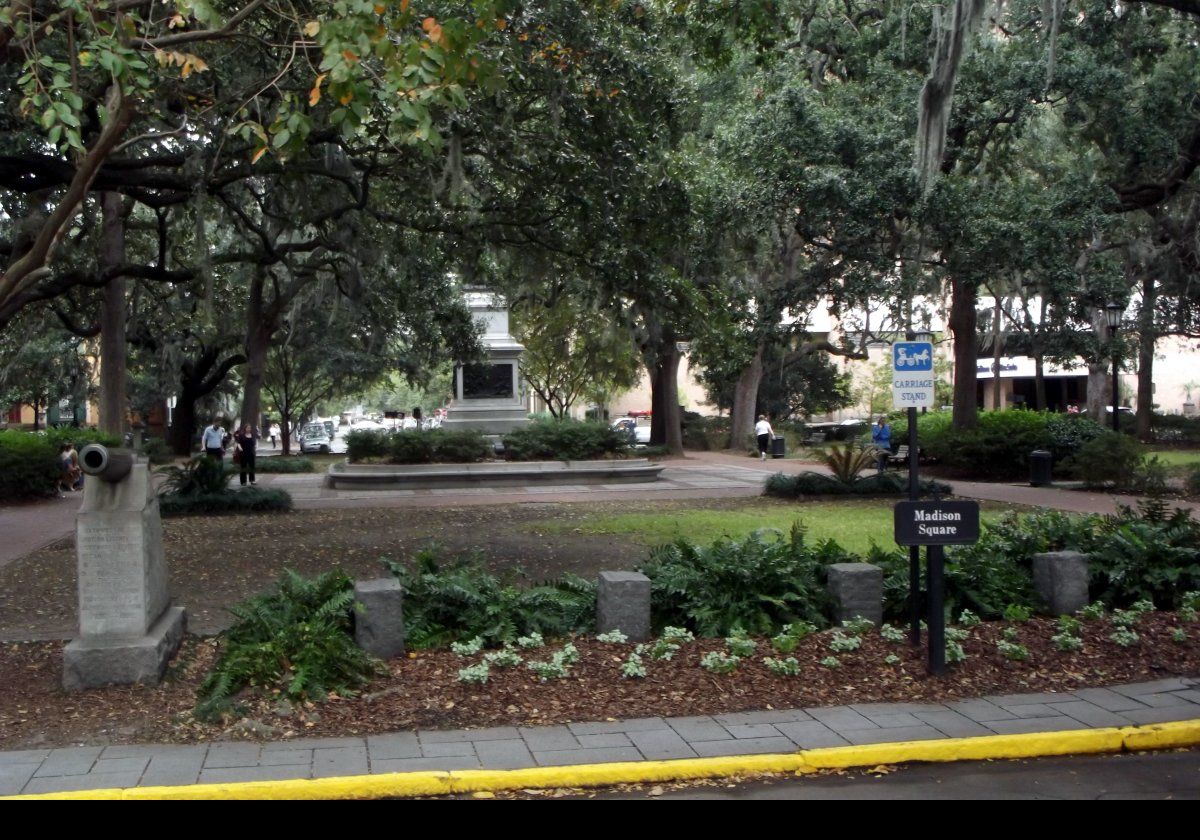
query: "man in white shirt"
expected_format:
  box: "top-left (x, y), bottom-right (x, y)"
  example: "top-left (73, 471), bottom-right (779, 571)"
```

top-left (202, 420), bottom-right (226, 460)
top-left (755, 415), bottom-right (774, 461)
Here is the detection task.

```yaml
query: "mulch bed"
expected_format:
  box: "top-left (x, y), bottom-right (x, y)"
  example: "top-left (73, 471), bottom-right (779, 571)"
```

top-left (1, 614), bottom-right (1196, 751)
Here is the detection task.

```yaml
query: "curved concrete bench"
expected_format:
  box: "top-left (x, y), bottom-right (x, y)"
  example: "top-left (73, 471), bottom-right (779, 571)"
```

top-left (327, 459), bottom-right (665, 490)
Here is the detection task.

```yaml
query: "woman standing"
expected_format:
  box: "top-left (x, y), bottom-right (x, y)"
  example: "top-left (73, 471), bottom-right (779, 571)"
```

top-left (755, 415), bottom-right (774, 461)
top-left (234, 423), bottom-right (258, 486)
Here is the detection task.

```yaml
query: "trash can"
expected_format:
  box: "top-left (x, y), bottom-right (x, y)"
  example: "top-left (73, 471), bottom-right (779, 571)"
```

top-left (1029, 449), bottom-right (1052, 487)
top-left (771, 435), bottom-right (786, 459)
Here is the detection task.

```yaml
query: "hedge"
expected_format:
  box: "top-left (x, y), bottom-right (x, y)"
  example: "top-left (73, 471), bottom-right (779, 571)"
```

top-left (502, 419), bottom-right (630, 461)
top-left (159, 487), bottom-right (293, 516)
top-left (254, 457), bottom-right (316, 473)
top-left (345, 429), bottom-right (491, 464)
top-left (0, 428), bottom-right (121, 501)
top-left (765, 471), bottom-right (952, 498)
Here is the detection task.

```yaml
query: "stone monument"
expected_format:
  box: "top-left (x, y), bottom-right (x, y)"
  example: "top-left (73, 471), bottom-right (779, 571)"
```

top-left (63, 444), bottom-right (187, 690)
top-left (441, 288), bottom-right (529, 436)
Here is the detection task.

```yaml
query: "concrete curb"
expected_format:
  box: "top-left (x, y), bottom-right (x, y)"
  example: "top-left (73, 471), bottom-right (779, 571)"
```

top-left (6, 720), bottom-right (1198, 800)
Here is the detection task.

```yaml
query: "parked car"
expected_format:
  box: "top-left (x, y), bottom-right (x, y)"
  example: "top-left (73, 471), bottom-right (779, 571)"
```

top-left (299, 423), bottom-right (332, 454)
top-left (611, 417), bottom-right (651, 446)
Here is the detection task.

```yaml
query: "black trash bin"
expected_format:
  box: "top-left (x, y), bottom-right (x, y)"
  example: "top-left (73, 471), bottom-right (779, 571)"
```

top-left (1029, 449), bottom-right (1053, 486)
top-left (771, 435), bottom-right (786, 459)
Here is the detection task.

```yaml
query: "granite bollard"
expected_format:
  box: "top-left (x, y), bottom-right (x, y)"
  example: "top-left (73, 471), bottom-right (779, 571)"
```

top-left (597, 571), bottom-right (651, 642)
top-left (63, 446), bottom-right (186, 690)
top-left (825, 563), bottom-right (883, 627)
top-left (1031, 551), bottom-right (1090, 616)
top-left (354, 578), bottom-right (405, 658)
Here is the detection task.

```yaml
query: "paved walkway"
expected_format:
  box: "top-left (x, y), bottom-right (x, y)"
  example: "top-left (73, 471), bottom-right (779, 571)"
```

top-left (2, 677), bottom-right (1196, 795)
top-left (0, 494), bottom-right (81, 571)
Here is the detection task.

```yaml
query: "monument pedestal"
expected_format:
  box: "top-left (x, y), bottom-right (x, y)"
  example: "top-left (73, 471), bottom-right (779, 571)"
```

top-left (63, 452), bottom-right (186, 690)
top-left (442, 289), bottom-right (530, 437)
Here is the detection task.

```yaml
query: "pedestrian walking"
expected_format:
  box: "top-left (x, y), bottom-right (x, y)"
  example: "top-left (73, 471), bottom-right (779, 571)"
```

top-left (755, 415), bottom-right (774, 461)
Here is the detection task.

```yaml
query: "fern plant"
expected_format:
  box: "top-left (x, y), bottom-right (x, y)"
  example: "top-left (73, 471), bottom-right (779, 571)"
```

top-left (196, 569), bottom-right (383, 721)
top-left (157, 456), bottom-right (233, 496)
top-left (386, 547), bottom-right (596, 648)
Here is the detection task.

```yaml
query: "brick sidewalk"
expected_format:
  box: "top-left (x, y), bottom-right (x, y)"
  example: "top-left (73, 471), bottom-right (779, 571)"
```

top-left (2, 677), bottom-right (1196, 796)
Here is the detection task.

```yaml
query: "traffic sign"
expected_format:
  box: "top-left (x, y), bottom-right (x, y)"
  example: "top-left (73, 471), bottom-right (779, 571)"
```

top-left (892, 341), bottom-right (935, 409)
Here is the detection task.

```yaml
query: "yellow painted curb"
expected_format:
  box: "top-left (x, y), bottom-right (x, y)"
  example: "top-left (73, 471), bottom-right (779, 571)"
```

top-left (4, 719), bottom-right (1198, 800)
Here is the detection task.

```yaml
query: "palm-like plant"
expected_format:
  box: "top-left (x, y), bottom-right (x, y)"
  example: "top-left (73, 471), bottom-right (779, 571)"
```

top-left (819, 443), bottom-right (877, 485)
top-left (156, 456), bottom-right (232, 496)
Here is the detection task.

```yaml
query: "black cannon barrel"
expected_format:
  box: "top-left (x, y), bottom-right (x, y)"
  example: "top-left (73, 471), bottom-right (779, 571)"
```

top-left (78, 444), bottom-right (134, 483)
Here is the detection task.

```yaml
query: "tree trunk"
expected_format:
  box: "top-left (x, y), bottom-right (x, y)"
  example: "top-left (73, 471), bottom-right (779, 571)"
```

top-left (98, 192), bottom-right (127, 436)
top-left (727, 341), bottom-right (765, 451)
top-left (647, 344), bottom-right (685, 455)
top-left (1135, 273), bottom-right (1156, 442)
top-left (949, 278), bottom-right (979, 429)
top-left (1086, 307), bottom-right (1110, 419)
top-left (991, 296), bottom-right (1003, 411)
top-left (280, 415), bottom-right (292, 456)
top-left (1034, 351), bottom-right (1047, 411)
top-left (170, 386), bottom-right (198, 456)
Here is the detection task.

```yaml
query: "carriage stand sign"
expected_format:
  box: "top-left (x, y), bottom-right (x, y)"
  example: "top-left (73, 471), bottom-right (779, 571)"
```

top-left (891, 341), bottom-right (935, 410)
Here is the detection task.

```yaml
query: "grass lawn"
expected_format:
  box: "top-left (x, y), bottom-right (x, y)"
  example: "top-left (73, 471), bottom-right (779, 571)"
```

top-left (526, 498), bottom-right (1014, 555)
top-left (1147, 449), bottom-right (1200, 473)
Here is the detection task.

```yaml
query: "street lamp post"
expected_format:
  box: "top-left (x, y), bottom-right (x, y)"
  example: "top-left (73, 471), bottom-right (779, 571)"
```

top-left (1105, 302), bottom-right (1123, 433)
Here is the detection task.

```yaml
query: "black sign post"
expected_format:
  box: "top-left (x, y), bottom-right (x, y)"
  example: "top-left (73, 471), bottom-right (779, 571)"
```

top-left (894, 500), bottom-right (981, 676)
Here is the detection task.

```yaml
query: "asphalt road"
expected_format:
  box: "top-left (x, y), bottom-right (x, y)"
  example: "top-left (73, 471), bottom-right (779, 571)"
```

top-left (584, 751), bottom-right (1200, 800)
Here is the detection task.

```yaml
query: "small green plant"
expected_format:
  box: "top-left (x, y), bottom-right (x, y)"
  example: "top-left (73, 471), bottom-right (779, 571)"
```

top-left (828, 631), bottom-right (862, 653)
top-left (884, 653), bottom-right (901, 665)
top-left (1003, 604), bottom-right (1032, 623)
top-left (880, 623), bottom-right (906, 643)
top-left (1056, 615), bottom-right (1083, 637)
top-left (1051, 633), bottom-right (1084, 652)
top-left (819, 656), bottom-right (841, 669)
top-left (1080, 602), bottom-right (1106, 621)
top-left (1001, 626), bottom-right (1021, 642)
top-left (596, 630), bottom-right (628, 643)
top-left (457, 663), bottom-right (491, 684)
top-left (661, 626), bottom-right (695, 642)
top-left (648, 638), bottom-right (681, 661)
top-left (450, 637), bottom-right (485, 657)
top-left (771, 622), bottom-right (816, 652)
top-left (958, 609), bottom-right (981, 628)
top-left (946, 640), bottom-right (967, 664)
top-left (527, 658), bottom-right (570, 681)
top-left (1172, 628), bottom-right (1188, 643)
top-left (1130, 599), bottom-right (1155, 615)
top-left (557, 642), bottom-right (580, 665)
top-left (996, 640), bottom-right (1030, 661)
top-left (621, 651), bottom-right (647, 678)
top-left (1110, 628), bottom-right (1140, 647)
top-left (725, 634), bottom-right (757, 657)
top-left (763, 657), bottom-right (801, 677)
top-left (700, 651), bottom-right (741, 674)
top-left (483, 648), bottom-right (523, 669)
top-left (1111, 609), bottom-right (1140, 628)
top-left (946, 627), bottom-right (970, 643)
top-left (1183, 591), bottom-right (1200, 611)
top-left (1182, 606), bottom-right (1199, 623)
top-left (842, 617), bottom-right (875, 635)
top-left (516, 632), bottom-right (545, 649)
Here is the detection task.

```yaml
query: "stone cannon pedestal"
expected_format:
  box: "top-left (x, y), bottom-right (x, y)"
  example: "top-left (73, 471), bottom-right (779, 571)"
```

top-left (63, 451), bottom-right (186, 690)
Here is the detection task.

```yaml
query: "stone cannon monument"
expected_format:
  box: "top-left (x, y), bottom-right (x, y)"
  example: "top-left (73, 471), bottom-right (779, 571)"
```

top-left (62, 444), bottom-right (186, 690)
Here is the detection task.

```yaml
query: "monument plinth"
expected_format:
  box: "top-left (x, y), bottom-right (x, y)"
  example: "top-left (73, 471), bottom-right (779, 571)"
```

top-left (442, 289), bottom-right (529, 436)
top-left (63, 445), bottom-right (186, 690)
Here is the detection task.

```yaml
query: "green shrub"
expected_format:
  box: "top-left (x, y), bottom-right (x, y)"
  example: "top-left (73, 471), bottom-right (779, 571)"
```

top-left (1064, 431), bottom-right (1144, 490)
top-left (0, 430), bottom-right (60, 501)
top-left (502, 419), bottom-right (630, 461)
top-left (385, 548), bottom-right (596, 648)
top-left (0, 428), bottom-right (122, 501)
top-left (141, 437), bottom-right (174, 465)
top-left (922, 411), bottom-right (1052, 480)
top-left (638, 524), bottom-right (835, 636)
top-left (345, 429), bottom-right (491, 464)
top-left (1150, 413), bottom-right (1200, 444)
top-left (254, 457), bottom-right (316, 474)
top-left (764, 471), bottom-right (951, 498)
top-left (1046, 414), bottom-right (1106, 461)
top-left (819, 443), bottom-right (877, 483)
top-left (159, 487), bottom-right (293, 516)
top-left (195, 570), bottom-right (383, 721)
top-left (1087, 507), bottom-right (1200, 609)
